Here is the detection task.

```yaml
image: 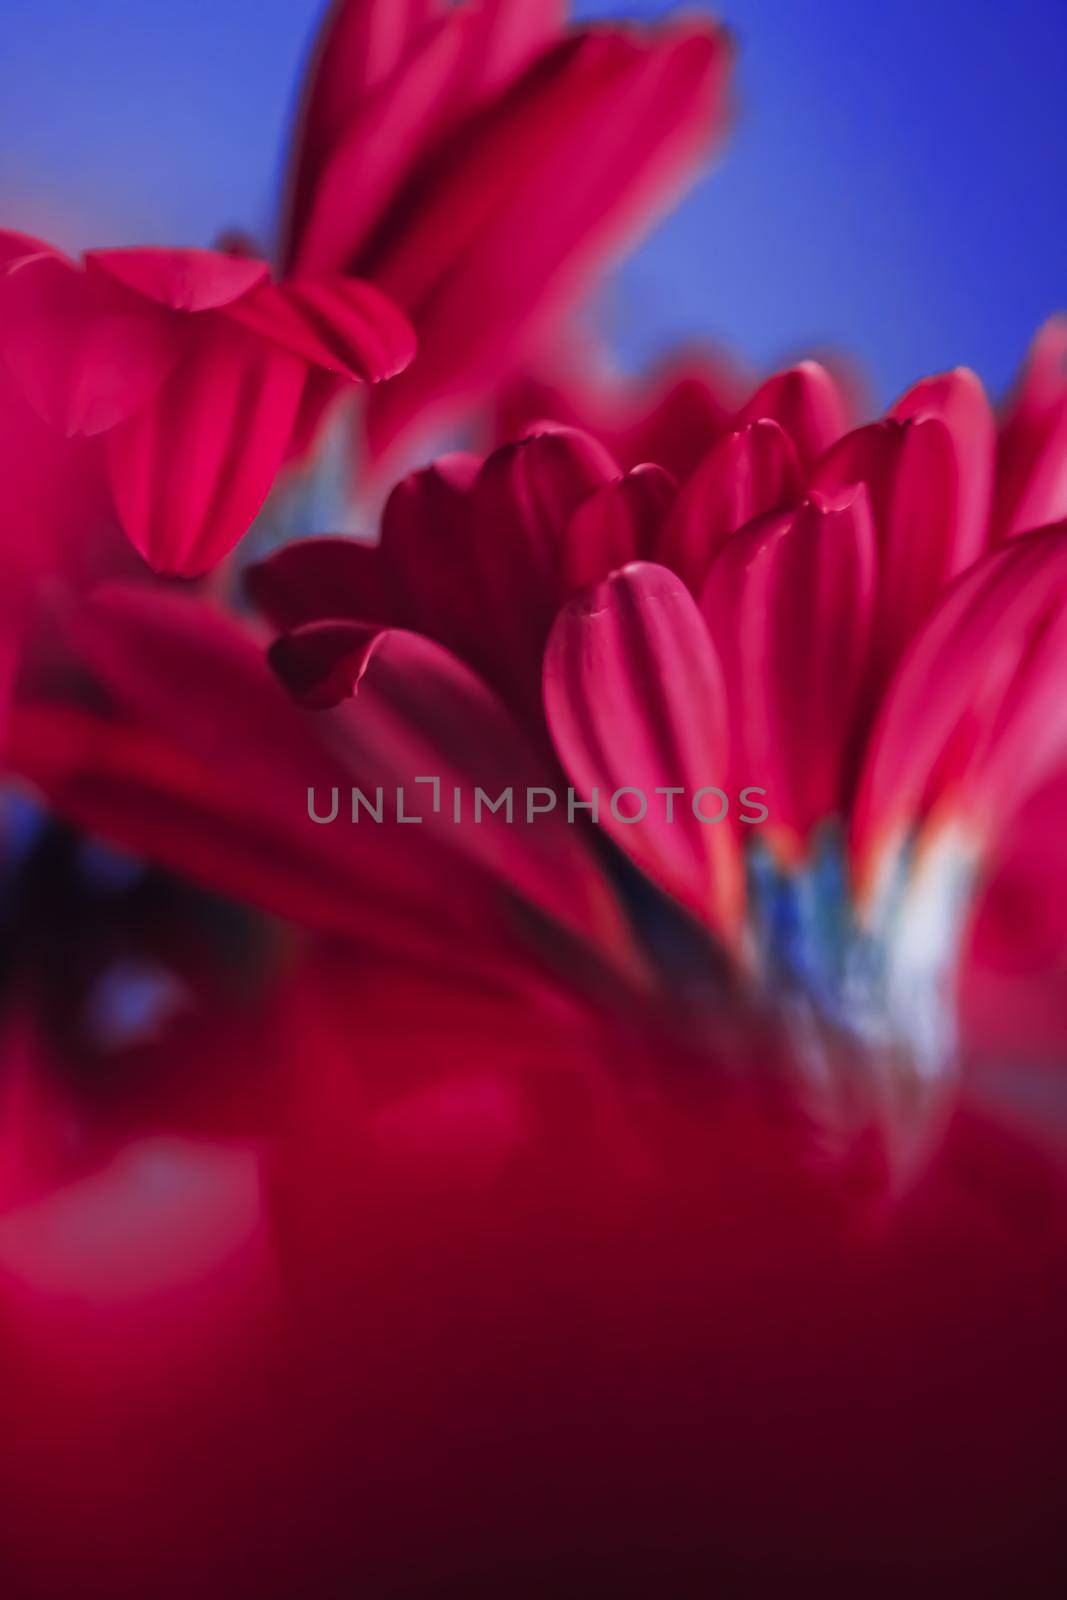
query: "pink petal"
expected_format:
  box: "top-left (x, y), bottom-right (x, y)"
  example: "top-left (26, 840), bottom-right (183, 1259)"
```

top-left (814, 381), bottom-right (993, 679)
top-left (289, 0), bottom-right (437, 198)
top-left (86, 247), bottom-right (269, 312)
top-left (0, 252), bottom-right (183, 437)
top-left (311, 623), bottom-right (641, 964)
top-left (739, 361), bottom-right (850, 470)
top-left (244, 532), bottom-right (404, 632)
top-left (993, 317), bottom-right (1067, 538)
top-left (222, 275), bottom-right (415, 382)
top-left (294, 429), bottom-right (616, 714)
top-left (545, 561), bottom-right (742, 936)
top-left (451, 426), bottom-right (618, 709)
top-left (106, 317), bottom-right (306, 574)
top-left (656, 419), bottom-right (801, 593)
top-left (560, 462), bottom-right (675, 591)
top-left (853, 524), bottom-right (1067, 881)
top-left (254, 452), bottom-right (483, 633)
top-left (700, 489), bottom-right (878, 848)
top-left (287, 0), bottom-right (569, 277)
top-left (453, 0), bottom-right (568, 98)
top-left (286, 11), bottom-right (473, 278)
top-left (890, 366), bottom-right (995, 564)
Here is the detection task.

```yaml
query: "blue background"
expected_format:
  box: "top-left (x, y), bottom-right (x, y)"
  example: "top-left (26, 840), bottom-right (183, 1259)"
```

top-left (2, 0), bottom-right (1063, 405)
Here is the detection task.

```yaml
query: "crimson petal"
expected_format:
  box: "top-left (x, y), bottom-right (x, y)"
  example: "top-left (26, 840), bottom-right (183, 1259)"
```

top-left (993, 317), bottom-right (1067, 539)
top-left (286, 429), bottom-right (618, 714)
top-left (890, 366), bottom-right (995, 564)
top-left (289, 0), bottom-right (437, 198)
top-left (451, 426), bottom-right (618, 709)
top-left (853, 523), bottom-right (1067, 881)
top-left (313, 623), bottom-right (642, 966)
top-left (245, 533), bottom-right (403, 633)
top-left (287, 0), bottom-right (571, 279)
top-left (286, 11), bottom-right (473, 278)
top-left (739, 361), bottom-right (850, 470)
top-left (106, 318), bottom-right (305, 574)
top-left (222, 276), bottom-right (415, 382)
top-left (545, 561), bottom-right (741, 937)
top-left (561, 463), bottom-right (675, 591)
top-left (656, 419), bottom-right (801, 594)
top-left (814, 375), bottom-right (993, 679)
top-left (700, 489), bottom-right (878, 850)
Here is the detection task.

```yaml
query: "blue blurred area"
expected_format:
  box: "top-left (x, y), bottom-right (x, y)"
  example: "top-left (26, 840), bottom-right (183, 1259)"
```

top-left (2, 0), bottom-right (1064, 404)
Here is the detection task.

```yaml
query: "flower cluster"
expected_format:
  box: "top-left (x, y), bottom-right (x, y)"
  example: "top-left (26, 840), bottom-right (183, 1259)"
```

top-left (2, 2), bottom-right (1067, 1595)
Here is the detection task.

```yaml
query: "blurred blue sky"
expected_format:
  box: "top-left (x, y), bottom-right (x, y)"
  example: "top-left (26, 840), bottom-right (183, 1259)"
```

top-left (2, 0), bottom-right (1064, 404)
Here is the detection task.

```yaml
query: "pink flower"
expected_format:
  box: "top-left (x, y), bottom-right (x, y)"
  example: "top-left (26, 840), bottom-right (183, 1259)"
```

top-left (280, 0), bottom-right (733, 466)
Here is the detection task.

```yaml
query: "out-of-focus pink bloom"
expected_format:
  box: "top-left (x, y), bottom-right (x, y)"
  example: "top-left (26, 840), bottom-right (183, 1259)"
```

top-left (0, 235), bottom-right (414, 578)
top-left (280, 0), bottom-right (733, 466)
